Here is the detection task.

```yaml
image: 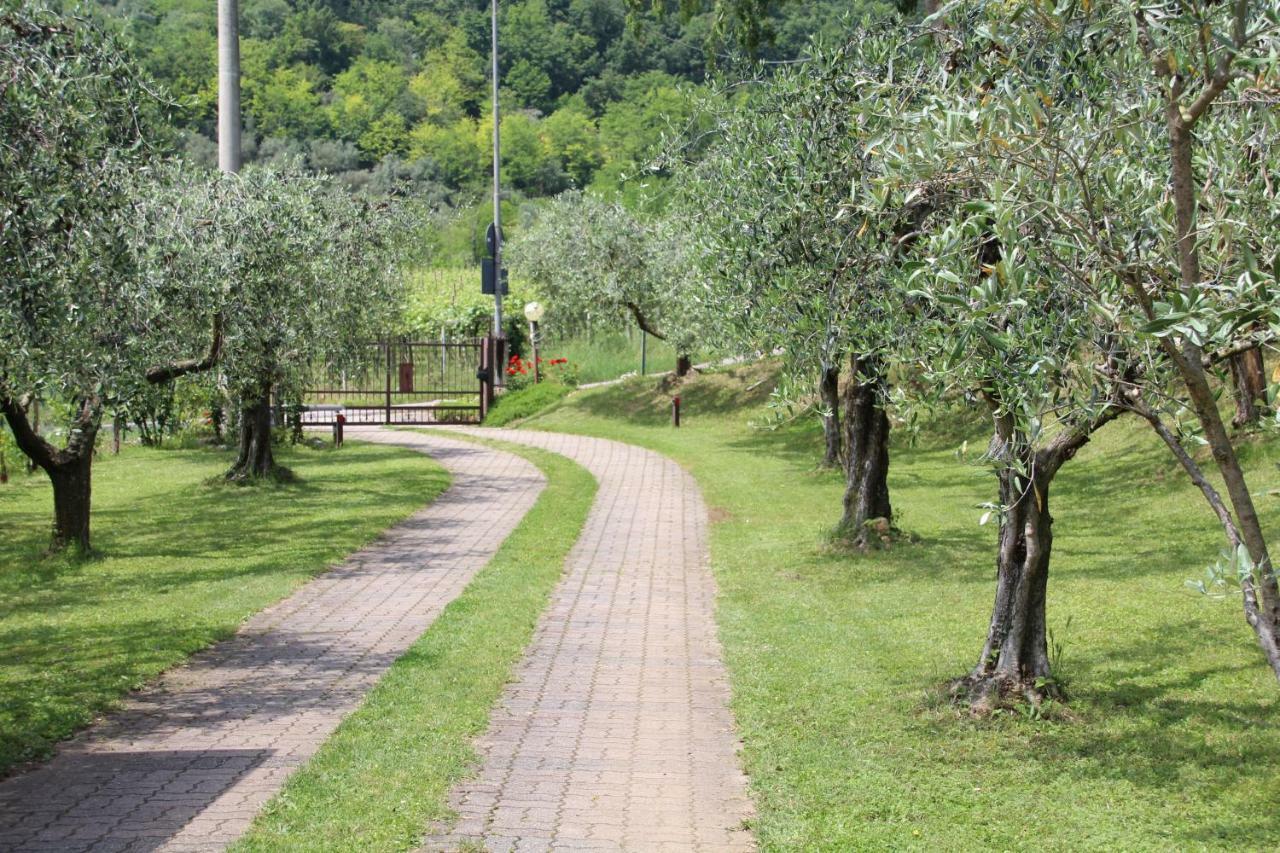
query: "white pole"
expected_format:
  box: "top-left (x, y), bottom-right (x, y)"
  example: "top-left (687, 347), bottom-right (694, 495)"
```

top-left (217, 0), bottom-right (241, 174)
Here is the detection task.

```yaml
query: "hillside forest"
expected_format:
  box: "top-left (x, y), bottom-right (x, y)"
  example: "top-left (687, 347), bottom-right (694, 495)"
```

top-left (101, 0), bottom-right (882, 228)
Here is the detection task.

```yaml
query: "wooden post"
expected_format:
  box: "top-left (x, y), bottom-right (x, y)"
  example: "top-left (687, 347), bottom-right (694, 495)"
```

top-left (530, 321), bottom-right (541, 383)
top-left (384, 341), bottom-right (392, 425)
top-left (480, 335), bottom-right (496, 421)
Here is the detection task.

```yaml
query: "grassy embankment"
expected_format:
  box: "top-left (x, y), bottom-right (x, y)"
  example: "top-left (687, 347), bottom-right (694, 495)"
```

top-left (235, 437), bottom-right (595, 851)
top-left (0, 441), bottom-right (448, 775)
top-left (521, 361), bottom-right (1280, 851)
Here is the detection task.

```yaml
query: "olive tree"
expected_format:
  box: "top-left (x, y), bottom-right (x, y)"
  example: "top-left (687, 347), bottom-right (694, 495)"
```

top-left (678, 28), bottom-right (935, 543)
top-left (507, 190), bottom-right (703, 375)
top-left (884, 0), bottom-right (1280, 690)
top-left (200, 166), bottom-right (416, 480)
top-left (0, 3), bottom-right (218, 552)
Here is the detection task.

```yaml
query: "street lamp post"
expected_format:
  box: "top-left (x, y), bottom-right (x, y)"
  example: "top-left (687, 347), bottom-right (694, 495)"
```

top-left (217, 0), bottom-right (241, 175)
top-left (524, 301), bottom-right (544, 383)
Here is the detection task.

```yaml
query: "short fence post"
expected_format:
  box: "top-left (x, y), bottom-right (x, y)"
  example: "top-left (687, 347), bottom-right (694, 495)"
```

top-left (672, 395), bottom-right (681, 428)
top-left (384, 341), bottom-right (392, 425)
top-left (480, 335), bottom-right (495, 421)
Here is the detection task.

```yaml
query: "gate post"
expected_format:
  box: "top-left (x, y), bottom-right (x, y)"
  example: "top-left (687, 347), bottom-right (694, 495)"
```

top-left (384, 340), bottom-right (393, 425)
top-left (480, 336), bottom-right (494, 421)
top-left (479, 335), bottom-right (507, 423)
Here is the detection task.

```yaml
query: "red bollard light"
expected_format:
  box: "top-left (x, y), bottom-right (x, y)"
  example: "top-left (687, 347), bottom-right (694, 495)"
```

top-left (672, 395), bottom-right (681, 428)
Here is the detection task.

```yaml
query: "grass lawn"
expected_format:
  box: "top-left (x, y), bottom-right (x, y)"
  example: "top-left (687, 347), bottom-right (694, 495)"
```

top-left (0, 440), bottom-right (449, 776)
top-left (522, 361), bottom-right (1280, 851)
top-left (542, 331), bottom-right (687, 384)
top-left (234, 435), bottom-right (595, 852)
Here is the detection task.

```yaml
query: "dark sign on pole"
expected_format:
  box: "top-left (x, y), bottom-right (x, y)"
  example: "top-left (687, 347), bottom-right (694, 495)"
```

top-left (481, 257), bottom-right (509, 295)
top-left (485, 222), bottom-right (502, 257)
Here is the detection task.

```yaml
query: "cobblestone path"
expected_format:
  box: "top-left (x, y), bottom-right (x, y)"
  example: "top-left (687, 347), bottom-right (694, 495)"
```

top-left (0, 431), bottom-right (544, 853)
top-left (422, 428), bottom-right (754, 853)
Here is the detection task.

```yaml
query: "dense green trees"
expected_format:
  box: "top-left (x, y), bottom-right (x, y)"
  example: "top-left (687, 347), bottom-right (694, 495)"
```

top-left (102, 0), bottom-right (865, 200)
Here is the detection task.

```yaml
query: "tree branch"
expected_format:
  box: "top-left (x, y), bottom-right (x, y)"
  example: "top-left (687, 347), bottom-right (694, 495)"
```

top-left (146, 313), bottom-right (223, 384)
top-left (625, 302), bottom-right (667, 340)
top-left (1202, 330), bottom-right (1276, 367)
top-left (0, 395), bottom-right (56, 469)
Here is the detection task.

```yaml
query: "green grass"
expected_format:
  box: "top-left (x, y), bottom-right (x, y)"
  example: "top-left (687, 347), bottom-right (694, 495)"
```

top-left (0, 440), bottom-right (449, 776)
top-left (233, 436), bottom-right (596, 852)
top-left (522, 361), bottom-right (1280, 851)
top-left (542, 331), bottom-right (686, 384)
top-left (486, 381), bottom-right (574, 426)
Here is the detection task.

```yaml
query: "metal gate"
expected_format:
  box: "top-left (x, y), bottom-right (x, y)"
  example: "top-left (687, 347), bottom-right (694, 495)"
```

top-left (299, 339), bottom-right (489, 426)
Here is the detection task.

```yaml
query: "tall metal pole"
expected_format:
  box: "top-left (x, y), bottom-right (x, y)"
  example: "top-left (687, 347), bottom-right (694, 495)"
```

top-left (490, 0), bottom-right (504, 347)
top-left (217, 0), bottom-right (241, 174)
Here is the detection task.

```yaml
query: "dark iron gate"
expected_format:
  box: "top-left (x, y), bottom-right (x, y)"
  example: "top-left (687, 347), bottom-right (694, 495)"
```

top-left (300, 338), bottom-right (495, 426)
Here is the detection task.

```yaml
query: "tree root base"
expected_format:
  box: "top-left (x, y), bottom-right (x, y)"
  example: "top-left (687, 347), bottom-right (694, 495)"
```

top-left (949, 672), bottom-right (1067, 717)
top-left (828, 517), bottom-right (899, 552)
top-left (222, 464), bottom-right (296, 485)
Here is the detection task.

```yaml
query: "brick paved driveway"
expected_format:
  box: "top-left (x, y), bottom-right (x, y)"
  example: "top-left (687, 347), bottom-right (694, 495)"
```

top-left (423, 428), bottom-right (755, 853)
top-left (0, 431), bottom-right (544, 853)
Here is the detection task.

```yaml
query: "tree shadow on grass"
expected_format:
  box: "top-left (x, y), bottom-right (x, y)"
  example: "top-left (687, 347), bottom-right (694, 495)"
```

top-left (1023, 628), bottom-right (1280, 845)
top-left (0, 440), bottom-right (448, 773)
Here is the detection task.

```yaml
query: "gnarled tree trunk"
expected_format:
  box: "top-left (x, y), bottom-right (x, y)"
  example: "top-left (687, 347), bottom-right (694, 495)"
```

top-left (1229, 346), bottom-right (1268, 427)
top-left (819, 362), bottom-right (841, 469)
top-left (962, 456), bottom-right (1055, 711)
top-left (1, 395), bottom-right (101, 553)
top-left (226, 382), bottom-right (275, 480)
top-left (836, 353), bottom-right (891, 547)
top-left (956, 395), bottom-right (1124, 711)
top-left (48, 450), bottom-right (94, 554)
top-left (676, 354), bottom-right (692, 377)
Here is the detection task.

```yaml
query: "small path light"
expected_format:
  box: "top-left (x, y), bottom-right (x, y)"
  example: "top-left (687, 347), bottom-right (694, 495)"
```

top-left (524, 301), bottom-right (545, 383)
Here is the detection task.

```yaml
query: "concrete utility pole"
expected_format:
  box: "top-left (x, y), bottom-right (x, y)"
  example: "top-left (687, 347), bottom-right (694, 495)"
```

top-left (490, 0), bottom-right (504, 343)
top-left (217, 0), bottom-right (242, 174)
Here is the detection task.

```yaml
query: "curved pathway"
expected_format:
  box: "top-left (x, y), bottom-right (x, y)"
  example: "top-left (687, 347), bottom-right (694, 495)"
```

top-left (424, 428), bottom-right (754, 852)
top-left (0, 430), bottom-right (545, 853)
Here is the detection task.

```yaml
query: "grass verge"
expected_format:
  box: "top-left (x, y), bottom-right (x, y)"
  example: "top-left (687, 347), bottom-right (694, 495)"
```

top-left (524, 361), bottom-right (1280, 851)
top-left (0, 440), bottom-right (449, 776)
top-left (486, 381), bottom-right (574, 426)
top-left (233, 436), bottom-right (596, 852)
